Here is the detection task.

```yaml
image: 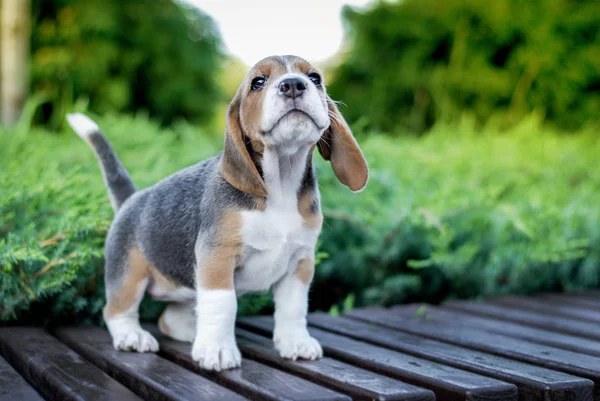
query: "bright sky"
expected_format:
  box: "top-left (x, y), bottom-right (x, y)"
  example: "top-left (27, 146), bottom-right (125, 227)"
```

top-left (189, 0), bottom-right (373, 67)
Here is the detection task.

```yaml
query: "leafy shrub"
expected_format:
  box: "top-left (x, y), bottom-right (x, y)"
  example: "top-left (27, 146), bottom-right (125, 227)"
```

top-left (1, 113), bottom-right (599, 324)
top-left (329, 0), bottom-right (600, 134)
top-left (0, 113), bottom-right (220, 324)
top-left (30, 0), bottom-right (224, 128)
top-left (316, 114), bottom-right (600, 309)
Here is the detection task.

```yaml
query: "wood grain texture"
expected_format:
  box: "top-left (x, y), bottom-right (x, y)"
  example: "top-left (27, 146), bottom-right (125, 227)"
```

top-left (308, 312), bottom-right (594, 401)
top-left (443, 300), bottom-right (600, 341)
top-left (539, 294), bottom-right (600, 309)
top-left (488, 295), bottom-right (600, 324)
top-left (0, 327), bottom-right (140, 401)
top-left (54, 327), bottom-right (246, 401)
top-left (235, 328), bottom-right (435, 401)
top-left (394, 304), bottom-right (600, 357)
top-left (0, 355), bottom-right (44, 401)
top-left (238, 316), bottom-right (518, 401)
top-left (147, 326), bottom-right (351, 401)
top-left (345, 307), bottom-right (600, 393)
top-left (3, 293), bottom-right (600, 401)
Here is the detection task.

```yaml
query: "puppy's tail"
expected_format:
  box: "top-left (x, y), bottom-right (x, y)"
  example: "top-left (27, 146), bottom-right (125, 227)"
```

top-left (66, 113), bottom-right (136, 211)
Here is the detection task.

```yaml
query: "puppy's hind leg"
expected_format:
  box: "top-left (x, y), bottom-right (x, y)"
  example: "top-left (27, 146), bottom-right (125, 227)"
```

top-left (103, 247), bottom-right (159, 353)
top-left (159, 303), bottom-right (196, 343)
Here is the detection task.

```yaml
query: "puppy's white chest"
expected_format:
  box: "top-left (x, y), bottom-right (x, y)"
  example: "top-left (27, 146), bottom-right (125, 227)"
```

top-left (235, 205), bottom-right (318, 294)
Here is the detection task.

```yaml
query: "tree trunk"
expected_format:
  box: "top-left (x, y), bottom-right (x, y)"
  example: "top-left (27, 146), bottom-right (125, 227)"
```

top-left (1, 0), bottom-right (29, 126)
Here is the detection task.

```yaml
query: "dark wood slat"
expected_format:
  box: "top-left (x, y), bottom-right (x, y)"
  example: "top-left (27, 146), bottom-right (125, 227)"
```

top-left (489, 295), bottom-right (600, 324)
top-left (54, 327), bottom-right (247, 401)
top-left (346, 307), bottom-right (600, 395)
top-left (147, 327), bottom-right (351, 401)
top-left (443, 300), bottom-right (600, 341)
top-left (235, 328), bottom-right (435, 401)
top-left (556, 291), bottom-right (600, 302)
top-left (392, 304), bottom-right (600, 357)
top-left (308, 312), bottom-right (594, 401)
top-left (239, 316), bottom-right (518, 401)
top-left (0, 327), bottom-right (140, 401)
top-left (539, 294), bottom-right (600, 309)
top-left (0, 355), bottom-right (44, 401)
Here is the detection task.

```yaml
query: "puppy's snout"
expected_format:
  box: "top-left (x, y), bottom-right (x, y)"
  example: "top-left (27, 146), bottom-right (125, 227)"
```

top-left (278, 78), bottom-right (306, 99)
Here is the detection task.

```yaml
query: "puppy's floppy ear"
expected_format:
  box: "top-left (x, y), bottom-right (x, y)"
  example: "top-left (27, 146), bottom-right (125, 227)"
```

top-left (317, 97), bottom-right (368, 192)
top-left (220, 98), bottom-right (268, 197)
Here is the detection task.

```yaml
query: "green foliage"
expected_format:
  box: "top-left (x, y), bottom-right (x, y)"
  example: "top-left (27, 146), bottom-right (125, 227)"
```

top-left (329, 0), bottom-right (600, 134)
top-left (1, 113), bottom-right (599, 324)
top-left (0, 113), bottom-right (220, 323)
top-left (317, 114), bottom-right (600, 310)
top-left (30, 0), bottom-right (224, 129)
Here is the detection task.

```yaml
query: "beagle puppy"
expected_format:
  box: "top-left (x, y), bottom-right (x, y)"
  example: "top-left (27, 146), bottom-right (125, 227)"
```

top-left (66, 55), bottom-right (368, 371)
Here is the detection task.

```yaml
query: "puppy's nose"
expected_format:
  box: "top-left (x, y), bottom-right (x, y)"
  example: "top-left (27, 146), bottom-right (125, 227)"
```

top-left (278, 78), bottom-right (307, 99)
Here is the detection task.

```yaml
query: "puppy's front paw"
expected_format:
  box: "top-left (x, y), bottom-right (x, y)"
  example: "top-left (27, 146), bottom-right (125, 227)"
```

top-left (275, 333), bottom-right (323, 361)
top-left (112, 329), bottom-right (159, 353)
top-left (192, 337), bottom-right (241, 371)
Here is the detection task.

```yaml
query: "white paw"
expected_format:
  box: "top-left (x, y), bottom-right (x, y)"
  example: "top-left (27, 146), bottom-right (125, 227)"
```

top-left (274, 333), bottom-right (323, 361)
top-left (112, 329), bottom-right (159, 353)
top-left (191, 337), bottom-right (241, 371)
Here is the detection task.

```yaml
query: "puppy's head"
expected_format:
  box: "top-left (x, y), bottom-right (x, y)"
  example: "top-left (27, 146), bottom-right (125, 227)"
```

top-left (221, 55), bottom-right (368, 197)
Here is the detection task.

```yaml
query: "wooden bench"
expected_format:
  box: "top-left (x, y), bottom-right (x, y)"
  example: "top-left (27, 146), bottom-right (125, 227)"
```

top-left (1, 291), bottom-right (599, 401)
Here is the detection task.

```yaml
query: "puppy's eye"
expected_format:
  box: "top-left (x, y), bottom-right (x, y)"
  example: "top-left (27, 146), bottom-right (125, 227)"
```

top-left (308, 73), bottom-right (322, 86)
top-left (251, 76), bottom-right (266, 91)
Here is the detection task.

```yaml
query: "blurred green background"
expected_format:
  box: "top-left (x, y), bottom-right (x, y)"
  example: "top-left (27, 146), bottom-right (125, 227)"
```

top-left (1, 0), bottom-right (599, 324)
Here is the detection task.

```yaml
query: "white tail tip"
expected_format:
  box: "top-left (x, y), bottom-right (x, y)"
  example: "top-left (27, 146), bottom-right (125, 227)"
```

top-left (66, 113), bottom-right (99, 138)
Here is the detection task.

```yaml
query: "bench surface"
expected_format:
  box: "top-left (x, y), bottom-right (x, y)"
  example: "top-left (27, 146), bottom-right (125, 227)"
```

top-left (1, 291), bottom-right (599, 401)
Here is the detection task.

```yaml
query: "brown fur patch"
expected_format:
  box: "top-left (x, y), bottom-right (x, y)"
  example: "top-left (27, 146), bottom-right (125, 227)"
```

top-left (294, 258), bottom-right (315, 285)
top-left (104, 247), bottom-right (183, 319)
top-left (197, 212), bottom-right (243, 290)
top-left (298, 190), bottom-right (323, 231)
top-left (239, 58), bottom-right (287, 138)
top-left (148, 265), bottom-right (178, 292)
top-left (221, 99), bottom-right (268, 197)
top-left (104, 247), bottom-right (150, 319)
top-left (290, 58), bottom-right (315, 76)
top-left (254, 195), bottom-right (267, 211)
top-left (318, 99), bottom-right (368, 192)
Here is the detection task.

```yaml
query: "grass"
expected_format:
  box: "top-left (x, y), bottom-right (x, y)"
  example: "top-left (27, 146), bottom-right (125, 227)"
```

top-left (1, 112), bottom-right (599, 324)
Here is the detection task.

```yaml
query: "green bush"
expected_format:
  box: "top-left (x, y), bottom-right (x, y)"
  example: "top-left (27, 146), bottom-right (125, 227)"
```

top-left (31, 0), bottom-right (224, 129)
top-left (329, 0), bottom-right (600, 134)
top-left (0, 113), bottom-right (220, 324)
top-left (316, 114), bottom-right (600, 309)
top-left (1, 113), bottom-right (599, 324)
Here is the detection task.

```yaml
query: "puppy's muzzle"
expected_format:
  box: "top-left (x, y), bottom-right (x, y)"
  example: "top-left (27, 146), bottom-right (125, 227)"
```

top-left (279, 78), bottom-right (307, 99)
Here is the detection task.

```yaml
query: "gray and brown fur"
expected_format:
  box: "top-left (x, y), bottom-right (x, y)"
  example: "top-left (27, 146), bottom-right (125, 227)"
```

top-left (68, 55), bottom-right (367, 340)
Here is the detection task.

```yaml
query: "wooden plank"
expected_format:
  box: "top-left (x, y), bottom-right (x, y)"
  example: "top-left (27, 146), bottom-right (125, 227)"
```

top-left (346, 307), bottom-right (600, 393)
top-left (539, 294), bottom-right (600, 309)
top-left (555, 291), bottom-right (600, 302)
top-left (443, 300), bottom-right (600, 341)
top-left (0, 355), bottom-right (44, 401)
top-left (54, 327), bottom-right (247, 401)
top-left (148, 327), bottom-right (351, 401)
top-left (235, 328), bottom-right (435, 401)
top-left (308, 312), bottom-right (594, 401)
top-left (239, 316), bottom-right (518, 401)
top-left (0, 327), bottom-right (140, 401)
top-left (392, 304), bottom-right (600, 357)
top-left (489, 295), bottom-right (600, 324)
